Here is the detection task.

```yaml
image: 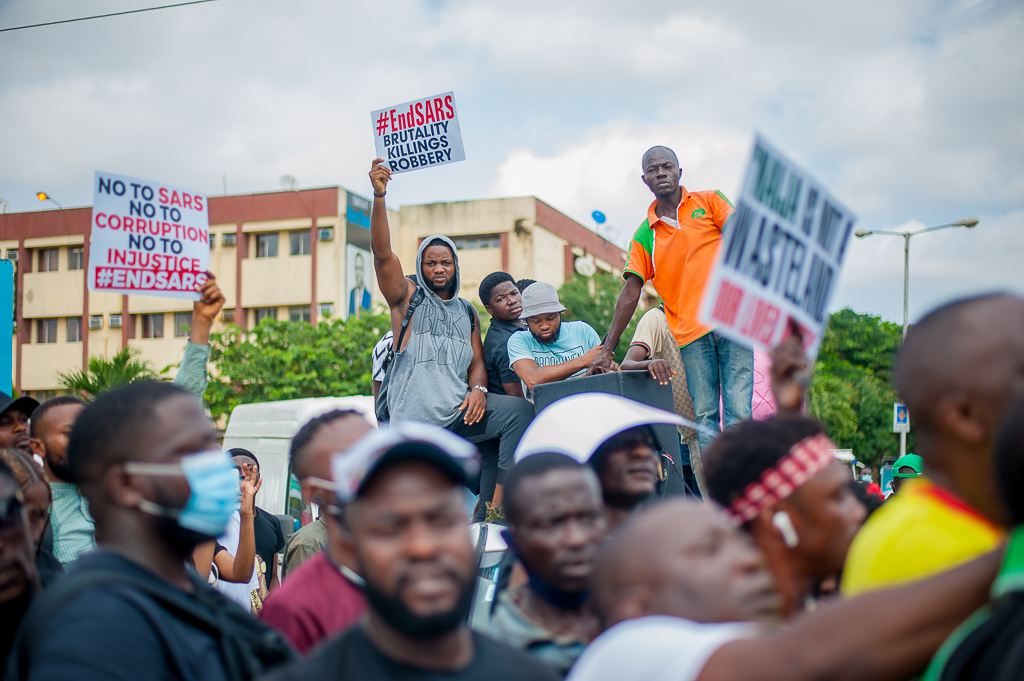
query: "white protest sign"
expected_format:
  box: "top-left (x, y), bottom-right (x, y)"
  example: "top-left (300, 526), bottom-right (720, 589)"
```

top-left (89, 171), bottom-right (209, 301)
top-left (371, 91), bottom-right (465, 174)
top-left (698, 136), bottom-right (856, 358)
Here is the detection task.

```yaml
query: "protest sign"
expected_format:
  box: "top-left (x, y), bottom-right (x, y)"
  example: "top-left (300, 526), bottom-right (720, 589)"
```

top-left (89, 171), bottom-right (209, 301)
top-left (698, 136), bottom-right (856, 358)
top-left (371, 91), bottom-right (465, 174)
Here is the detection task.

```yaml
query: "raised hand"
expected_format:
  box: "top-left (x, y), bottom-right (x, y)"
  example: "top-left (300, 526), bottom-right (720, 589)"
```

top-left (239, 463), bottom-right (262, 517)
top-left (369, 158), bottom-right (392, 196)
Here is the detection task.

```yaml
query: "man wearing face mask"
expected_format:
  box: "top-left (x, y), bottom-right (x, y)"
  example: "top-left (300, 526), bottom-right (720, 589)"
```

top-left (7, 382), bottom-right (293, 681)
top-left (262, 424), bottom-right (558, 681)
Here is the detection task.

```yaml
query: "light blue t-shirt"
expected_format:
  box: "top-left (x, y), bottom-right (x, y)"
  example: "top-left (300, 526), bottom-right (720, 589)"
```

top-left (506, 320), bottom-right (601, 379)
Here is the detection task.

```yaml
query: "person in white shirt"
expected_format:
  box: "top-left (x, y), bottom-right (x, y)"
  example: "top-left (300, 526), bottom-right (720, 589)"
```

top-left (568, 500), bottom-right (999, 681)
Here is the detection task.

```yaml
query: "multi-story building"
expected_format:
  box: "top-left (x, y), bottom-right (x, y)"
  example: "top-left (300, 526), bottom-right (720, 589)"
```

top-left (0, 186), bottom-right (634, 397)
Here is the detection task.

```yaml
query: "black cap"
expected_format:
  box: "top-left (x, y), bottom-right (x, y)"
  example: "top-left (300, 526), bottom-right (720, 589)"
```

top-left (0, 392), bottom-right (39, 418)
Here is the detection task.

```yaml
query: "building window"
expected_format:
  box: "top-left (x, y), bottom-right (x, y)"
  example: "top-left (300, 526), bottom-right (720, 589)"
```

top-left (67, 316), bottom-right (82, 342)
top-left (68, 247), bottom-right (84, 270)
top-left (290, 231), bottom-right (311, 256)
top-left (37, 319), bottom-right (58, 343)
top-left (452, 235), bottom-right (501, 250)
top-left (256, 233), bottom-right (279, 258)
top-left (289, 306), bottom-right (311, 323)
top-left (254, 307), bottom-right (278, 324)
top-left (174, 312), bottom-right (191, 337)
top-left (38, 248), bottom-right (59, 272)
top-left (318, 303), bottom-right (334, 318)
top-left (141, 313), bottom-right (164, 339)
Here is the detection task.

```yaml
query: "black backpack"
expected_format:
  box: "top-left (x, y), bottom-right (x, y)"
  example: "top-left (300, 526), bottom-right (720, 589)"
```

top-left (7, 567), bottom-right (295, 681)
top-left (375, 286), bottom-right (475, 422)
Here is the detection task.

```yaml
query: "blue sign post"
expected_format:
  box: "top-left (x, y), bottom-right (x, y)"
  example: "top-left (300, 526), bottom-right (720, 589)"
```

top-left (0, 260), bottom-right (13, 393)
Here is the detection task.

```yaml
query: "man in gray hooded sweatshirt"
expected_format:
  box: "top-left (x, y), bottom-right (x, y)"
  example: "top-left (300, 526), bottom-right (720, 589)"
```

top-left (368, 159), bottom-right (534, 515)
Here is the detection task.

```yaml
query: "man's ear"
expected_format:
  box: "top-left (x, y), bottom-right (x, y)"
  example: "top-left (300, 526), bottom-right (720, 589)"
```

top-left (613, 584), bottom-right (653, 623)
top-left (936, 391), bottom-right (986, 446)
top-left (28, 438), bottom-right (44, 458)
top-left (325, 511), bottom-right (360, 572)
top-left (484, 304), bottom-right (494, 317)
top-left (105, 465), bottom-right (144, 509)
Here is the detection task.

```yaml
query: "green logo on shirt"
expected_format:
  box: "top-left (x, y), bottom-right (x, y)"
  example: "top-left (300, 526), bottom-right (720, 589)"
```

top-left (691, 208), bottom-right (706, 219)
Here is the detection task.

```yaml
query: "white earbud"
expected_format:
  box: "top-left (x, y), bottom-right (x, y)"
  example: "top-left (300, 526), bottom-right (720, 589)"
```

top-left (772, 510), bottom-right (800, 549)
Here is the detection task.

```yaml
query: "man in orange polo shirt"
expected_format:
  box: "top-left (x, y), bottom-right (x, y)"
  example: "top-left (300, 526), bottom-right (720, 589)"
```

top-left (590, 146), bottom-right (753, 453)
top-left (843, 293), bottom-right (1024, 595)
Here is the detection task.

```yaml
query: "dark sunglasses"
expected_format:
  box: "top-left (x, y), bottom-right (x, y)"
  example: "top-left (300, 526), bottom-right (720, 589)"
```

top-left (0, 491), bottom-right (25, 532)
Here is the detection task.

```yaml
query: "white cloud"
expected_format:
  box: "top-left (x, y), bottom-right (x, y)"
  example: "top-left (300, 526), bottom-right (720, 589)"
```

top-left (0, 0), bottom-right (1020, 324)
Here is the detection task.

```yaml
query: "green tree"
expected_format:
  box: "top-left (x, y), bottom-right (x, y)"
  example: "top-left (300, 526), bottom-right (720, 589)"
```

top-left (56, 346), bottom-right (163, 399)
top-left (809, 308), bottom-right (910, 469)
top-left (558, 273), bottom-right (645, 364)
top-left (204, 311), bottom-right (390, 420)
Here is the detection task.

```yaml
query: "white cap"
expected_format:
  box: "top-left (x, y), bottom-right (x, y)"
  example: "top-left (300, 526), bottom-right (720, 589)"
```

top-left (332, 422), bottom-right (479, 503)
top-left (514, 393), bottom-right (686, 464)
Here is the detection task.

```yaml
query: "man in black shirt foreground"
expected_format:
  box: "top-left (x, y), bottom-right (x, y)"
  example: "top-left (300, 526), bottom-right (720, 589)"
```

top-left (261, 423), bottom-right (559, 681)
top-left (7, 382), bottom-right (293, 681)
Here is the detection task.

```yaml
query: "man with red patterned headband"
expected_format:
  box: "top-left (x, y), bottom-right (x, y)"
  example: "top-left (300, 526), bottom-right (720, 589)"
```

top-left (702, 416), bottom-right (866, 617)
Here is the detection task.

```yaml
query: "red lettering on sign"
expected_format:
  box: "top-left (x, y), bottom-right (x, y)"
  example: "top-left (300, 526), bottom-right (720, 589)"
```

top-left (159, 187), bottom-right (169, 203)
top-left (712, 281), bottom-right (744, 326)
top-left (444, 95), bottom-right (454, 119)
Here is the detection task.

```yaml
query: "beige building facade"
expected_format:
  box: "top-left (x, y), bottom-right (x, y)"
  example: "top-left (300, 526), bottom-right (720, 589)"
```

top-left (0, 187), bottom-right (630, 397)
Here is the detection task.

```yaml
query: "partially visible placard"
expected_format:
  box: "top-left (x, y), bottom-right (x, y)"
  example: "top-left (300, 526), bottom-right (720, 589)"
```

top-left (698, 136), bottom-right (856, 358)
top-left (89, 171), bottom-right (209, 300)
top-left (371, 92), bottom-right (465, 174)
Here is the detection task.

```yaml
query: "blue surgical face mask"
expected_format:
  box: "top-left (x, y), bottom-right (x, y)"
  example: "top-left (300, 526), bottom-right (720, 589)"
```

top-left (127, 450), bottom-right (240, 538)
top-left (861, 475), bottom-right (872, 483)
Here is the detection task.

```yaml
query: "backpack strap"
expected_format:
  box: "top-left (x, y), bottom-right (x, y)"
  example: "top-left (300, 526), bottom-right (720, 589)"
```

top-left (460, 298), bottom-right (476, 332)
top-left (395, 286), bottom-right (426, 353)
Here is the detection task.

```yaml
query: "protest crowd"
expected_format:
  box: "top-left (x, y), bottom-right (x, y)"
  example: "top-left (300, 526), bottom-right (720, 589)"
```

top-left (0, 146), bottom-right (1022, 681)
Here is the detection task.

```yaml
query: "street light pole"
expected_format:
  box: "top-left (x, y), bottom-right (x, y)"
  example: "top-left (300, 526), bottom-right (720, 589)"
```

top-left (854, 217), bottom-right (979, 458)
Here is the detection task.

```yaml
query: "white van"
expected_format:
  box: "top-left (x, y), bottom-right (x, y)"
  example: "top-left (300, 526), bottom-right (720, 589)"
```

top-left (221, 396), bottom-right (377, 519)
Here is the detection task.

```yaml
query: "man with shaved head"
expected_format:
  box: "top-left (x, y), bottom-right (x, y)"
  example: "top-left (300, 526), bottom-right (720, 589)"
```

top-left (843, 292), bottom-right (1024, 595)
top-left (589, 146), bottom-right (752, 455)
top-left (567, 500), bottom-right (1000, 681)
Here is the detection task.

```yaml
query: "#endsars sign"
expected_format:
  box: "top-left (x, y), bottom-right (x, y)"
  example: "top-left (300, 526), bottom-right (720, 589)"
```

top-left (371, 91), bottom-right (466, 174)
top-left (698, 135), bottom-right (857, 359)
top-left (89, 171), bottom-right (210, 301)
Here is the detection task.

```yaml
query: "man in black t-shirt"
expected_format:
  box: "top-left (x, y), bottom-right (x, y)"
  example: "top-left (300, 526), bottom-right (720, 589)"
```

top-left (261, 423), bottom-right (558, 681)
top-left (8, 382), bottom-right (292, 681)
top-left (228, 449), bottom-right (286, 589)
top-left (478, 271), bottom-right (526, 398)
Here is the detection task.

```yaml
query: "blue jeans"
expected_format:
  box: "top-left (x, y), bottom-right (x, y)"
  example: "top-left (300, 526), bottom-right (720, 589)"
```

top-left (679, 331), bottom-right (754, 454)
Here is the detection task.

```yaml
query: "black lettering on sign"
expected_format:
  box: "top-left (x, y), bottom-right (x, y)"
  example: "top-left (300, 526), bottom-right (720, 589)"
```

top-left (752, 144), bottom-right (802, 222)
top-left (801, 254), bottom-right (834, 323)
top-left (722, 204), bottom-right (755, 271)
top-left (801, 188), bottom-right (818, 236)
top-left (815, 200), bottom-right (845, 257)
top-left (739, 216), bottom-right (775, 287)
top-left (835, 219), bottom-right (854, 263)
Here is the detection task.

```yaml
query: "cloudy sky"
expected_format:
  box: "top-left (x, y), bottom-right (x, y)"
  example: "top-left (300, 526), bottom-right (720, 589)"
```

top-left (1, 0), bottom-right (1021, 323)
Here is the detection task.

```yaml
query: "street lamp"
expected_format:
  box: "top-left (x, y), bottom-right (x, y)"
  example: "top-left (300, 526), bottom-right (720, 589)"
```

top-left (855, 217), bottom-right (979, 458)
top-left (36, 192), bottom-right (63, 210)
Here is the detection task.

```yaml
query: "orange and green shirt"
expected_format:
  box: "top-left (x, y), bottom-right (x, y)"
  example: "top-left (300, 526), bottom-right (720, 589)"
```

top-left (841, 478), bottom-right (1004, 596)
top-left (623, 187), bottom-right (734, 348)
